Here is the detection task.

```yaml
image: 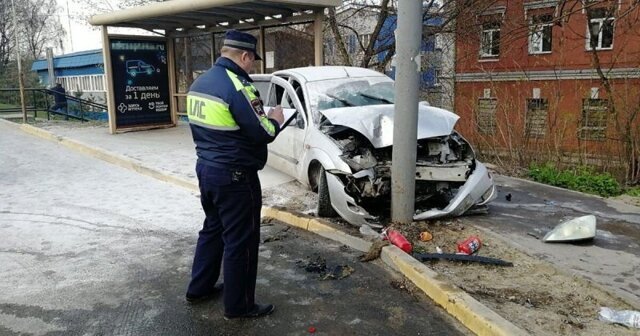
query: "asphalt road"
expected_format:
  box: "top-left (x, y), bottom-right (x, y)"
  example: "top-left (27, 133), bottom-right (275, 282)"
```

top-left (0, 123), bottom-right (469, 336)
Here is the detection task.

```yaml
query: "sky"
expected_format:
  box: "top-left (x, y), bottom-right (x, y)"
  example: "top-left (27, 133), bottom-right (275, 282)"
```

top-left (58, 0), bottom-right (104, 52)
top-left (57, 0), bottom-right (150, 53)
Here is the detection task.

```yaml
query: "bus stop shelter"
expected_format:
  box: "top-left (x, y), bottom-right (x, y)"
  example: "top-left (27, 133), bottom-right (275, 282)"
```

top-left (89, 0), bottom-right (340, 133)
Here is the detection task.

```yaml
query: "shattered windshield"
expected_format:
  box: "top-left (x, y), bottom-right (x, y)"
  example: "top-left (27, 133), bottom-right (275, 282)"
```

top-left (306, 76), bottom-right (395, 123)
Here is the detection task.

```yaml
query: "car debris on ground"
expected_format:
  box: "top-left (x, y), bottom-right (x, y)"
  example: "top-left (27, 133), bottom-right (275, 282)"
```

top-left (296, 254), bottom-right (355, 280)
top-left (543, 215), bottom-right (597, 242)
top-left (413, 253), bottom-right (514, 267)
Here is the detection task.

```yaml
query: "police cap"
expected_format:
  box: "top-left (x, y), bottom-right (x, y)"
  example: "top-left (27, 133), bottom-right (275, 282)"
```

top-left (223, 30), bottom-right (262, 60)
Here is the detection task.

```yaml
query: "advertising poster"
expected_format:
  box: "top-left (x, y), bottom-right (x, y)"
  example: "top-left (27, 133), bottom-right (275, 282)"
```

top-left (109, 38), bottom-right (172, 129)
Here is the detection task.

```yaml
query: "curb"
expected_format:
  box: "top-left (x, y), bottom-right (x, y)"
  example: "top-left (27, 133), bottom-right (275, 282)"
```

top-left (5, 119), bottom-right (528, 335)
top-left (266, 209), bottom-right (528, 336)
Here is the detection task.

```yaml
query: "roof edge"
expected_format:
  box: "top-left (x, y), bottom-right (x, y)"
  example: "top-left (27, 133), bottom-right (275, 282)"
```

top-left (89, 0), bottom-right (340, 27)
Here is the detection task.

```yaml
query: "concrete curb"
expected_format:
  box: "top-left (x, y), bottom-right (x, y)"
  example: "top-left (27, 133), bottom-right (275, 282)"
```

top-left (267, 209), bottom-right (528, 336)
top-left (5, 119), bottom-right (528, 335)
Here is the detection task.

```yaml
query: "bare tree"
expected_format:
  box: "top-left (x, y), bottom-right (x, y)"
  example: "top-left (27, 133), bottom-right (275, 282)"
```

top-left (0, 0), bottom-right (14, 76)
top-left (18, 0), bottom-right (66, 59)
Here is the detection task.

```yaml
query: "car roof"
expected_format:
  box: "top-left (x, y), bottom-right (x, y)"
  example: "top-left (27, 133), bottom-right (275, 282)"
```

top-left (273, 66), bottom-right (389, 82)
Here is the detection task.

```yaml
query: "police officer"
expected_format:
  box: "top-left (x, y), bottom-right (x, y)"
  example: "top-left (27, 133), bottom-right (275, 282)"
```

top-left (185, 30), bottom-right (284, 320)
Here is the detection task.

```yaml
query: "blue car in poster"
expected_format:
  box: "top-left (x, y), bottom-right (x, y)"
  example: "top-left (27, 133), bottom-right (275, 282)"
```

top-left (126, 60), bottom-right (155, 77)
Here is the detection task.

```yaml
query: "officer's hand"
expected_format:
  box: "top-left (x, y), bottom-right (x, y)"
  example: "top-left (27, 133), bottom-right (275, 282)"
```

top-left (268, 105), bottom-right (285, 125)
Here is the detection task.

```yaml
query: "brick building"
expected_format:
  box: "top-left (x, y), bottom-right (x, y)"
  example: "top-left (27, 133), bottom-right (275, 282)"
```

top-left (454, 0), bottom-right (640, 172)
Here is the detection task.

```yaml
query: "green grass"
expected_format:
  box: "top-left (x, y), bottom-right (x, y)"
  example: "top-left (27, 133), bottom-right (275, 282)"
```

top-left (528, 163), bottom-right (622, 197)
top-left (0, 103), bottom-right (19, 109)
top-left (626, 187), bottom-right (640, 197)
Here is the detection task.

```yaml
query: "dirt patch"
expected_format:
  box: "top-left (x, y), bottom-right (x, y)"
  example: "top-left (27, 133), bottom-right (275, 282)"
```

top-left (611, 194), bottom-right (640, 208)
top-left (387, 220), bottom-right (637, 335)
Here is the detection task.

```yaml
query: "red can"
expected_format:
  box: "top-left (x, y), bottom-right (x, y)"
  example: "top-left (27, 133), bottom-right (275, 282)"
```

top-left (384, 229), bottom-right (413, 254)
top-left (457, 236), bottom-right (482, 255)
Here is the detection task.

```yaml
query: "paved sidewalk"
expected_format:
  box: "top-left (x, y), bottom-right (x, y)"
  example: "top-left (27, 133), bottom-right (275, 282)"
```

top-left (35, 121), bottom-right (294, 189)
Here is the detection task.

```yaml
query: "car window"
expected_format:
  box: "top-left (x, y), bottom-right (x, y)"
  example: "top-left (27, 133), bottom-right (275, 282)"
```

top-left (253, 81), bottom-right (270, 100)
top-left (306, 76), bottom-right (394, 123)
top-left (267, 83), bottom-right (284, 107)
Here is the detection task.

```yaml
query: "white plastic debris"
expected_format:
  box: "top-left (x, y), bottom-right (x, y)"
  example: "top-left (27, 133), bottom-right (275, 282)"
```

top-left (599, 307), bottom-right (640, 329)
top-left (359, 224), bottom-right (381, 241)
top-left (543, 215), bottom-right (596, 242)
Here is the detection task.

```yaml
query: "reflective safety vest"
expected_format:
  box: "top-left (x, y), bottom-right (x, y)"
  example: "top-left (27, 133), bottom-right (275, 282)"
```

top-left (186, 57), bottom-right (280, 171)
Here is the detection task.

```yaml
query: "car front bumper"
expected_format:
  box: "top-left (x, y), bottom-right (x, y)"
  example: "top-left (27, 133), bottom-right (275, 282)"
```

top-left (325, 161), bottom-right (497, 227)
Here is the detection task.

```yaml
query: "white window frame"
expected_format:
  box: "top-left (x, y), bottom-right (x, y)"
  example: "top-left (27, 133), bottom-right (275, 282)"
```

top-left (529, 16), bottom-right (553, 54)
top-left (586, 12), bottom-right (614, 50)
top-left (360, 34), bottom-right (372, 51)
top-left (434, 69), bottom-right (441, 87)
top-left (480, 23), bottom-right (501, 58)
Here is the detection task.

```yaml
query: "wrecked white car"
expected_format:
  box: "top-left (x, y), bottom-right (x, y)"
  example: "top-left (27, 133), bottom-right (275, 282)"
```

top-left (252, 66), bottom-right (496, 227)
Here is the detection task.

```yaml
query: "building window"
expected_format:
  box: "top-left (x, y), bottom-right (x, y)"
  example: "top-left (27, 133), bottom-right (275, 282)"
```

top-left (360, 34), bottom-right (371, 50)
top-left (476, 98), bottom-right (497, 134)
top-left (525, 98), bottom-right (548, 137)
top-left (434, 69), bottom-right (441, 86)
top-left (580, 98), bottom-right (608, 140)
top-left (480, 22), bottom-right (501, 57)
top-left (587, 8), bottom-right (614, 50)
top-left (529, 15), bottom-right (553, 54)
top-left (326, 38), bottom-right (335, 57)
top-left (347, 34), bottom-right (357, 54)
top-left (434, 34), bottom-right (443, 50)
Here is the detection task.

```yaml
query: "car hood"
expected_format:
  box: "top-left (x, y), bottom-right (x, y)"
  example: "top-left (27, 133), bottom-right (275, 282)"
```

top-left (319, 104), bottom-right (460, 148)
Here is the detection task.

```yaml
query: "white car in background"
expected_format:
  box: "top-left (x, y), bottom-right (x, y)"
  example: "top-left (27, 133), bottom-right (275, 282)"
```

top-left (252, 67), bottom-right (496, 227)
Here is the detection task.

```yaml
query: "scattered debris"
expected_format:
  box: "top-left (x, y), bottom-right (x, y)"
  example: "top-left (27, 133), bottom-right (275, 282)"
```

top-left (260, 217), bottom-right (276, 226)
top-left (297, 255), bottom-right (327, 273)
top-left (383, 228), bottom-right (412, 253)
top-left (390, 279), bottom-right (410, 293)
top-left (599, 307), bottom-right (640, 329)
top-left (359, 240), bottom-right (390, 262)
top-left (419, 231), bottom-right (433, 242)
top-left (308, 326), bottom-right (316, 333)
top-left (527, 232), bottom-right (540, 239)
top-left (456, 236), bottom-right (482, 255)
top-left (262, 226), bottom-right (291, 243)
top-left (297, 255), bottom-right (354, 280)
top-left (413, 253), bottom-right (514, 266)
top-left (359, 224), bottom-right (381, 241)
top-left (435, 246), bottom-right (443, 254)
top-left (505, 193), bottom-right (512, 202)
top-left (543, 215), bottom-right (596, 243)
top-left (322, 265), bottom-right (354, 280)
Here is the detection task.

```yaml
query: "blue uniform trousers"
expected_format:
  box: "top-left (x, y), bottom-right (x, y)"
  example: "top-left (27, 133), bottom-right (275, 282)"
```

top-left (187, 163), bottom-right (261, 315)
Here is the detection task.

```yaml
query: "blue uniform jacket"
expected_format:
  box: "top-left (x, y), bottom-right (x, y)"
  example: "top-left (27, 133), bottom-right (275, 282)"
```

top-left (188, 57), bottom-right (280, 171)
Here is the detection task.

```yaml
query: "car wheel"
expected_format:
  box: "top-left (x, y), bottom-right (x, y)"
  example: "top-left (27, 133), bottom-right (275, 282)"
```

top-left (317, 166), bottom-right (336, 218)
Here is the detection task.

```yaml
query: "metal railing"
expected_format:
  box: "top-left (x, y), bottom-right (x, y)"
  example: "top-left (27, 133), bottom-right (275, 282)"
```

top-left (0, 88), bottom-right (107, 122)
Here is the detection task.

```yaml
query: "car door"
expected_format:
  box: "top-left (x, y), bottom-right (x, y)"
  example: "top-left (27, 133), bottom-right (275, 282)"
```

top-left (265, 77), bottom-right (306, 178)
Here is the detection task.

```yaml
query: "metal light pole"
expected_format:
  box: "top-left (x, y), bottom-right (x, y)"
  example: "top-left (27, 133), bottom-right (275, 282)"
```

top-left (391, 0), bottom-right (422, 224)
top-left (11, 0), bottom-right (27, 123)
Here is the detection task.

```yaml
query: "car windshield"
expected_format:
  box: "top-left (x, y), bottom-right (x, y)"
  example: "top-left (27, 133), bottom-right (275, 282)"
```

top-left (306, 76), bottom-right (395, 123)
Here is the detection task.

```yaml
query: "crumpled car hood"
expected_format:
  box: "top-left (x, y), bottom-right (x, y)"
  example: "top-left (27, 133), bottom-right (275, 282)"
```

top-left (319, 104), bottom-right (460, 148)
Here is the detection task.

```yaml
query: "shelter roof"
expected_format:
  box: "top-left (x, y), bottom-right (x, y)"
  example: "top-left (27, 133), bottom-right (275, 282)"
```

top-left (89, 0), bottom-right (341, 31)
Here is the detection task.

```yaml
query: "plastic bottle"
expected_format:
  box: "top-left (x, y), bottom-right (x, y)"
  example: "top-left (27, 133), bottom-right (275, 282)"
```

top-left (599, 307), bottom-right (640, 329)
top-left (457, 236), bottom-right (482, 255)
top-left (384, 229), bottom-right (412, 254)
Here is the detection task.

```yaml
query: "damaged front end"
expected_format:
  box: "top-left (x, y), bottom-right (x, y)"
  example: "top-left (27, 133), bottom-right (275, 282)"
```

top-left (321, 124), bottom-right (496, 227)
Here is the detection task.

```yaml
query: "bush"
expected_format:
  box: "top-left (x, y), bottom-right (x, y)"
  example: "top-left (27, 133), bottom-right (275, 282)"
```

top-left (528, 163), bottom-right (621, 197)
top-left (626, 187), bottom-right (640, 197)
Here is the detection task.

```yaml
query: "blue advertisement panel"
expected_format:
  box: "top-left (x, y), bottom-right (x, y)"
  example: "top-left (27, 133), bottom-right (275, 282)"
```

top-left (109, 37), bottom-right (172, 128)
